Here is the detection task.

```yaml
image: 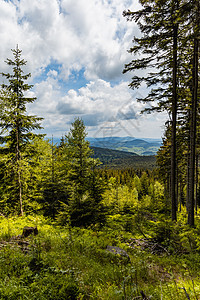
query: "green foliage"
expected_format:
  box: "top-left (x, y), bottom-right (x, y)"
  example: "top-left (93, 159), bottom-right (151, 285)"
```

top-left (0, 215), bottom-right (200, 299)
top-left (56, 118), bottom-right (106, 228)
top-left (92, 146), bottom-right (157, 169)
top-left (0, 47), bottom-right (43, 215)
top-left (36, 138), bottom-right (69, 218)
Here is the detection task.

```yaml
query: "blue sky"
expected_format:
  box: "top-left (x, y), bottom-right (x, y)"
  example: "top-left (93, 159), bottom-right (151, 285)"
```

top-left (0, 0), bottom-right (167, 139)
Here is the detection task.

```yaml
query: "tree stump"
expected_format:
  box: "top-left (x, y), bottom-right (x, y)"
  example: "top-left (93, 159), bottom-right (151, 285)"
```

top-left (22, 226), bottom-right (38, 238)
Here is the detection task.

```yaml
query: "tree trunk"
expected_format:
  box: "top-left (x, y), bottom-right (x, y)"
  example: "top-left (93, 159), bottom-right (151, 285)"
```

top-left (195, 154), bottom-right (198, 213)
top-left (16, 126), bottom-right (23, 216)
top-left (171, 1), bottom-right (178, 221)
top-left (16, 51), bottom-right (23, 216)
top-left (19, 170), bottom-right (23, 216)
top-left (187, 2), bottom-right (199, 226)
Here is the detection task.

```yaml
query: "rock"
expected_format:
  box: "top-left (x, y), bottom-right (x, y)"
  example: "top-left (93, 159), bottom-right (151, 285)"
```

top-left (22, 226), bottom-right (38, 238)
top-left (106, 245), bottom-right (130, 260)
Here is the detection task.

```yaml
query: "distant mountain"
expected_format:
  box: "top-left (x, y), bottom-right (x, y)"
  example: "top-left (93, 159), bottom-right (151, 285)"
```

top-left (91, 146), bottom-right (138, 159)
top-left (45, 136), bottom-right (157, 169)
top-left (47, 136), bottom-right (162, 156)
top-left (123, 139), bottom-right (150, 148)
top-left (87, 136), bottom-right (162, 156)
top-left (91, 146), bottom-right (156, 169)
top-left (142, 151), bottom-right (156, 156)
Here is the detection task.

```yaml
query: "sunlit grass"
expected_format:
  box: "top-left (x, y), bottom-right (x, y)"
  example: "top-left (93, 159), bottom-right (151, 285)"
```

top-left (0, 215), bottom-right (200, 299)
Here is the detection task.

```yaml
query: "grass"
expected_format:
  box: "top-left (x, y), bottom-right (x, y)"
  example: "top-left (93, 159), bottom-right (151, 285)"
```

top-left (0, 214), bottom-right (200, 299)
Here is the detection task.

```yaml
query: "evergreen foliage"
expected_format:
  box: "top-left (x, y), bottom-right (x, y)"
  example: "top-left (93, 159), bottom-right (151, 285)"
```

top-left (123, 0), bottom-right (200, 225)
top-left (0, 47), bottom-right (43, 215)
top-left (56, 118), bottom-right (106, 227)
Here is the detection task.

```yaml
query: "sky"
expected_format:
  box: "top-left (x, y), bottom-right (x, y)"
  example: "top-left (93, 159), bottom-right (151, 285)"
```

top-left (0, 0), bottom-right (167, 139)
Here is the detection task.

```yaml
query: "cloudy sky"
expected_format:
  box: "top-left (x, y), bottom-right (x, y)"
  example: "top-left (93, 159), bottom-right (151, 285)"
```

top-left (0, 0), bottom-right (167, 139)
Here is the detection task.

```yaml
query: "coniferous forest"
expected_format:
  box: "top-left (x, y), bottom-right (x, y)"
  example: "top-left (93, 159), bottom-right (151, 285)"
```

top-left (0, 0), bottom-right (200, 299)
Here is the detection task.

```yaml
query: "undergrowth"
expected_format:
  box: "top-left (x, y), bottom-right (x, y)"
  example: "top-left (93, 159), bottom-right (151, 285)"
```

top-left (0, 213), bottom-right (200, 299)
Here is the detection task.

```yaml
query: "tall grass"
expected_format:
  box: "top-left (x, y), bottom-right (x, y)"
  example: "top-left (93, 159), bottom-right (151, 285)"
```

top-left (0, 215), bottom-right (200, 299)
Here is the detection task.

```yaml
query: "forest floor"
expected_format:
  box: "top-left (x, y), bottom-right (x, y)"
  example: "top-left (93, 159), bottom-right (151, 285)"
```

top-left (0, 216), bottom-right (200, 300)
top-left (0, 213), bottom-right (200, 299)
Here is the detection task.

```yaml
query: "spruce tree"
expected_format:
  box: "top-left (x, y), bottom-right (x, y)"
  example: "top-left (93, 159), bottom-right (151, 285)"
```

top-left (62, 118), bottom-right (105, 227)
top-left (123, 0), bottom-right (183, 221)
top-left (123, 0), bottom-right (200, 223)
top-left (66, 118), bottom-right (93, 202)
top-left (0, 46), bottom-right (43, 215)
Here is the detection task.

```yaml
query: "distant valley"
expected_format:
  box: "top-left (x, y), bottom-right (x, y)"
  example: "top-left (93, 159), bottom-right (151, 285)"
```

top-left (49, 136), bottom-right (161, 169)
top-left (87, 136), bottom-right (162, 156)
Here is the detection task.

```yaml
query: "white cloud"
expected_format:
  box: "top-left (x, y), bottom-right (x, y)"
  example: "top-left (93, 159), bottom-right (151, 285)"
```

top-left (27, 77), bottom-right (166, 138)
top-left (56, 80), bottom-right (135, 117)
top-left (0, 0), bottom-right (139, 80)
top-left (0, 0), bottom-right (166, 139)
top-left (47, 70), bottom-right (58, 78)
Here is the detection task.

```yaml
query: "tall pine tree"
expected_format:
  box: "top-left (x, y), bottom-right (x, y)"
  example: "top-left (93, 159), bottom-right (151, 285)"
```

top-left (0, 46), bottom-right (43, 215)
top-left (123, 0), bottom-right (183, 221)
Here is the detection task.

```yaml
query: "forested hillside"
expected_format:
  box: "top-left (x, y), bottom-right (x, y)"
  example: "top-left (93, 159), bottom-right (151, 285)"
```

top-left (0, 0), bottom-right (200, 298)
top-left (91, 146), bottom-right (156, 169)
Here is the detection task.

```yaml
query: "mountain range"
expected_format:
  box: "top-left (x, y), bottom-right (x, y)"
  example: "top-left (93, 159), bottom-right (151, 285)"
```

top-left (48, 136), bottom-right (160, 169)
top-left (50, 136), bottom-right (162, 156)
top-left (87, 136), bottom-right (162, 156)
